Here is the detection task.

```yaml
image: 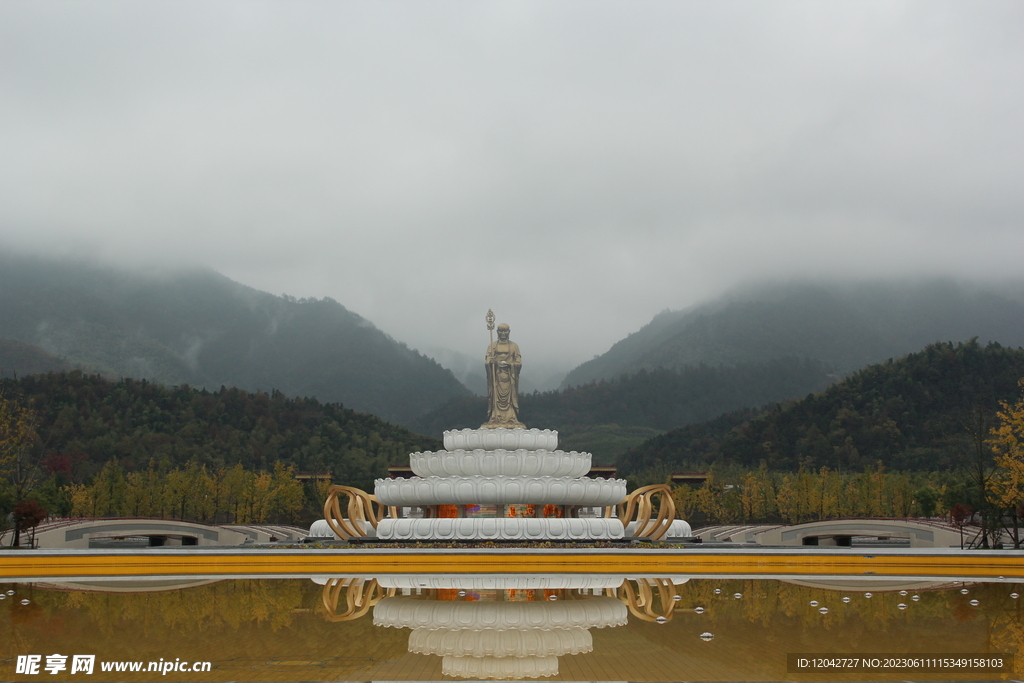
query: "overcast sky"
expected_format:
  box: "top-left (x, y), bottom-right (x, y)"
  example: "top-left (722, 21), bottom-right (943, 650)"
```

top-left (2, 1), bottom-right (1022, 377)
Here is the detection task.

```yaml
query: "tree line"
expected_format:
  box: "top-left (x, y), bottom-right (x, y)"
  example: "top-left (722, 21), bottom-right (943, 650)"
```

top-left (0, 371), bottom-right (441, 540)
top-left (6, 346), bottom-right (1024, 546)
top-left (66, 459), bottom-right (315, 525)
top-left (672, 374), bottom-right (1024, 548)
top-left (671, 464), bottom-right (951, 527)
top-left (623, 340), bottom-right (1024, 480)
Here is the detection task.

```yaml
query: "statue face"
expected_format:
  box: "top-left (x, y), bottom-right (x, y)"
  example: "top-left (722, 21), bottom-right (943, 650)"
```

top-left (497, 325), bottom-right (510, 341)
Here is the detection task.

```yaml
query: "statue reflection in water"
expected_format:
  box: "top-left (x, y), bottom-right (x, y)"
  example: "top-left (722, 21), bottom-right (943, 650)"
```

top-left (316, 574), bottom-right (686, 680)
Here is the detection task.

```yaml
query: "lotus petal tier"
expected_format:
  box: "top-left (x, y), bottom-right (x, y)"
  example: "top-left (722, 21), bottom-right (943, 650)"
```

top-left (444, 428), bottom-right (557, 451)
top-left (442, 654), bottom-right (559, 680)
top-left (376, 517), bottom-right (625, 541)
top-left (375, 476), bottom-right (625, 507)
top-left (624, 519), bottom-right (692, 537)
top-left (373, 596), bottom-right (628, 631)
top-left (376, 575), bottom-right (627, 590)
top-left (410, 449), bottom-right (591, 478)
top-left (409, 627), bottom-right (592, 658)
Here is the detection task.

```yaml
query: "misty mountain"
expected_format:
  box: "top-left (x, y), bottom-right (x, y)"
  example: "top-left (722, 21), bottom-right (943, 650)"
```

top-left (419, 346), bottom-right (487, 396)
top-left (563, 280), bottom-right (1024, 387)
top-left (421, 345), bottom-right (574, 396)
top-left (618, 339), bottom-right (1024, 481)
top-left (0, 338), bottom-right (72, 378)
top-left (0, 252), bottom-right (470, 424)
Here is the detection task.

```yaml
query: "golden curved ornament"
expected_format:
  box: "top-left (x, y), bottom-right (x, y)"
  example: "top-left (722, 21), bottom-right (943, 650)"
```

top-left (618, 484), bottom-right (676, 541)
top-left (323, 485), bottom-right (386, 540)
top-left (321, 578), bottom-right (395, 622)
top-left (615, 578), bottom-right (678, 623)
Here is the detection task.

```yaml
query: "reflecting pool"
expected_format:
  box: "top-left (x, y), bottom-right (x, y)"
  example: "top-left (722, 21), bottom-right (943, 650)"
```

top-left (2, 574), bottom-right (1022, 681)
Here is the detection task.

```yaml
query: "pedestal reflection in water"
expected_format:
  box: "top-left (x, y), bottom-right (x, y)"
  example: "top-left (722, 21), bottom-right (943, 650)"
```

top-left (3, 574), bottom-right (1024, 681)
top-left (318, 574), bottom-right (682, 679)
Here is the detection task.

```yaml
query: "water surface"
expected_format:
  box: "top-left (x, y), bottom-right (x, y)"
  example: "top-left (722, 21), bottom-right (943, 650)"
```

top-left (2, 574), bottom-right (1021, 681)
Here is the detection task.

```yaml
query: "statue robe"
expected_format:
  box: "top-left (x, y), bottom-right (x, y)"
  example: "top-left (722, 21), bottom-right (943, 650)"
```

top-left (482, 339), bottom-right (524, 428)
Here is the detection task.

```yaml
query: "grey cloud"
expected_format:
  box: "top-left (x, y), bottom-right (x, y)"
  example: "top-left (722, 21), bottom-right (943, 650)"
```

top-left (1, 1), bottom-right (1022, 371)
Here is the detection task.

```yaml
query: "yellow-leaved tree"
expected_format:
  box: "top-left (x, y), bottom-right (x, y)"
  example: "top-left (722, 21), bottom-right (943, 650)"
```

top-left (987, 378), bottom-right (1024, 548)
top-left (671, 484), bottom-right (697, 522)
top-left (0, 394), bottom-right (42, 546)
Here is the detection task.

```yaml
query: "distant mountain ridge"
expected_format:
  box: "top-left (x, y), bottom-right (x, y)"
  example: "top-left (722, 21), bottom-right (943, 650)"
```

top-left (563, 280), bottom-right (1024, 387)
top-left (0, 252), bottom-right (470, 424)
top-left (0, 338), bottom-right (72, 378)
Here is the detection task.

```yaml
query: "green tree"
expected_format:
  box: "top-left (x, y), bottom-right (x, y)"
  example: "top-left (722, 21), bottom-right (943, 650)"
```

top-left (913, 485), bottom-right (939, 518)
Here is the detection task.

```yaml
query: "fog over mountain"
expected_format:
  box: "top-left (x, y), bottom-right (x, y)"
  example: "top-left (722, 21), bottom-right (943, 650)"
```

top-left (0, 252), bottom-right (469, 425)
top-left (421, 345), bottom-right (574, 395)
top-left (1, 2), bottom-right (1022, 372)
top-left (564, 279), bottom-right (1024, 387)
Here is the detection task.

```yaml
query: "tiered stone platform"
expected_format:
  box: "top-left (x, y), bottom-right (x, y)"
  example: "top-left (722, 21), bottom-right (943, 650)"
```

top-left (375, 428), bottom-right (627, 541)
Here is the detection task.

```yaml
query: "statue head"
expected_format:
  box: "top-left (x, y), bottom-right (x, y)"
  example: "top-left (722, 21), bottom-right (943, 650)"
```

top-left (497, 323), bottom-right (510, 341)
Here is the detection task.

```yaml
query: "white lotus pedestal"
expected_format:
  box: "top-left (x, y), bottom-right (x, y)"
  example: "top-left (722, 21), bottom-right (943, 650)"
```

top-left (374, 428), bottom-right (628, 541)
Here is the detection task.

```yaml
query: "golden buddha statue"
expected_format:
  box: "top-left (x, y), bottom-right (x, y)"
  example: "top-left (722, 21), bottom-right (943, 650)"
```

top-left (481, 321), bottom-right (525, 429)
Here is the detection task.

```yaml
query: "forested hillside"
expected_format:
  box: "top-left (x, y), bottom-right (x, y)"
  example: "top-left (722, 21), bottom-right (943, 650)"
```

top-left (410, 357), bottom-right (833, 459)
top-left (0, 252), bottom-right (469, 424)
top-left (619, 340), bottom-right (1024, 481)
top-left (564, 280), bottom-right (1024, 387)
top-left (0, 371), bottom-right (440, 519)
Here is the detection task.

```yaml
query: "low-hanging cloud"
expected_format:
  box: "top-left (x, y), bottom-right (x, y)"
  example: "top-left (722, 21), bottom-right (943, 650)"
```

top-left (1, 1), bottom-right (1022, 379)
